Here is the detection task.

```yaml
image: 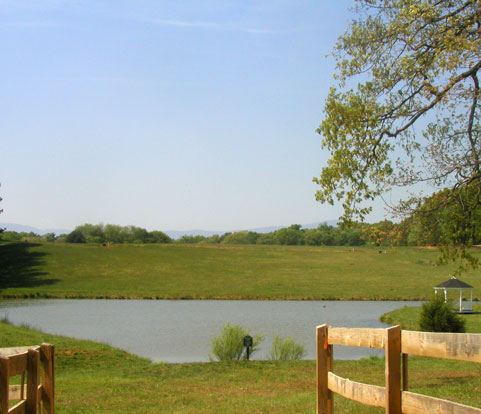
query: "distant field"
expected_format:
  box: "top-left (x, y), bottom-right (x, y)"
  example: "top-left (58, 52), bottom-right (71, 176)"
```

top-left (0, 242), bottom-right (480, 300)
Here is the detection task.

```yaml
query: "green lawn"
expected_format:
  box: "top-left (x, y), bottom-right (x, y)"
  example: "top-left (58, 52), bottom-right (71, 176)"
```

top-left (1, 242), bottom-right (480, 300)
top-left (381, 304), bottom-right (481, 332)
top-left (2, 321), bottom-right (481, 413)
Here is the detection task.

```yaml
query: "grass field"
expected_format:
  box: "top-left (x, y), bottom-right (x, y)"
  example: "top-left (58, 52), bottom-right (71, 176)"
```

top-left (381, 304), bottom-right (481, 332)
top-left (1, 242), bottom-right (480, 300)
top-left (2, 320), bottom-right (481, 413)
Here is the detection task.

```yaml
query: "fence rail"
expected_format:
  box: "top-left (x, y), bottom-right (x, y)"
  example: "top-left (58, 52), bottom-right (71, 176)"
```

top-left (316, 325), bottom-right (481, 414)
top-left (0, 344), bottom-right (54, 414)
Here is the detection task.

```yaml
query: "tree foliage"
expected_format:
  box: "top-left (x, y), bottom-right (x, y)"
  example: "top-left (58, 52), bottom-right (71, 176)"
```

top-left (65, 230), bottom-right (87, 243)
top-left (315, 0), bottom-right (481, 268)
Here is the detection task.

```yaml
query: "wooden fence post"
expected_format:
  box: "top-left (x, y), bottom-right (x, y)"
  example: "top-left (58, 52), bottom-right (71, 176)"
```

top-left (0, 357), bottom-right (9, 414)
top-left (385, 326), bottom-right (401, 414)
top-left (26, 349), bottom-right (39, 414)
top-left (317, 325), bottom-right (333, 414)
top-left (40, 344), bottom-right (55, 414)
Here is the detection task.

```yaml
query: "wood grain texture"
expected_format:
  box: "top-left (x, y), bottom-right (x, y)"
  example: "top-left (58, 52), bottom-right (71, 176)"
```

top-left (317, 325), bottom-right (332, 414)
top-left (401, 331), bottom-right (481, 362)
top-left (7, 354), bottom-right (27, 378)
top-left (26, 350), bottom-right (39, 414)
top-left (8, 400), bottom-right (26, 414)
top-left (386, 326), bottom-right (402, 414)
top-left (402, 391), bottom-right (481, 414)
top-left (0, 357), bottom-right (9, 414)
top-left (40, 344), bottom-right (54, 414)
top-left (328, 372), bottom-right (386, 408)
top-left (0, 348), bottom-right (39, 358)
top-left (328, 327), bottom-right (387, 349)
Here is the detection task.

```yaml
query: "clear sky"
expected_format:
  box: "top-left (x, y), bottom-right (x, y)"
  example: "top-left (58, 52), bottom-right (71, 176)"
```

top-left (1, 0), bottom-right (389, 232)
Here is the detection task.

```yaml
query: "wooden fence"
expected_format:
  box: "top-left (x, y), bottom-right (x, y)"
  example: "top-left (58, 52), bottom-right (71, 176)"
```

top-left (316, 325), bottom-right (481, 414)
top-left (0, 344), bottom-right (54, 414)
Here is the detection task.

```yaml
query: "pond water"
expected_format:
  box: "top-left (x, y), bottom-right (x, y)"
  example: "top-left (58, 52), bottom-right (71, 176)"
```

top-left (0, 300), bottom-right (420, 363)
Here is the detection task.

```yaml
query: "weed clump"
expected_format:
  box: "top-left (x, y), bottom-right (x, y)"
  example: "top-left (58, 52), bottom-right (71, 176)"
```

top-left (268, 336), bottom-right (306, 360)
top-left (210, 323), bottom-right (263, 361)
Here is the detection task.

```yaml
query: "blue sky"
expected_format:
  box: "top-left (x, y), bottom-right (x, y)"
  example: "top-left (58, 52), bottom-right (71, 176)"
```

top-left (1, 0), bottom-right (390, 232)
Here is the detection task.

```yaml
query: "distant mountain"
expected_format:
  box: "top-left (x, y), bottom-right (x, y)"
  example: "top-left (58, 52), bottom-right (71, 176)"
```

top-left (164, 220), bottom-right (338, 240)
top-left (0, 223), bottom-right (71, 236)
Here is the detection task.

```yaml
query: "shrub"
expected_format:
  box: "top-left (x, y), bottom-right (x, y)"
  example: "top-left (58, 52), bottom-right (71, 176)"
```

top-left (268, 335), bottom-right (306, 360)
top-left (419, 296), bottom-right (466, 333)
top-left (210, 323), bottom-right (264, 361)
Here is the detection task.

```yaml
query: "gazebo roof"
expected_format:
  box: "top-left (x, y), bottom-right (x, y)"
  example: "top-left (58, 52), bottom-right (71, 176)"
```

top-left (434, 277), bottom-right (473, 289)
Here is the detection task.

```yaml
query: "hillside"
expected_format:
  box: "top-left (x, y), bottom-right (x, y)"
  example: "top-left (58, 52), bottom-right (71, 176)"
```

top-left (0, 242), bottom-right (479, 300)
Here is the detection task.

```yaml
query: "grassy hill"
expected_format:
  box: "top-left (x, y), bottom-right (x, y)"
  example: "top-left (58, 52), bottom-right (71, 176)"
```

top-left (1, 242), bottom-right (480, 300)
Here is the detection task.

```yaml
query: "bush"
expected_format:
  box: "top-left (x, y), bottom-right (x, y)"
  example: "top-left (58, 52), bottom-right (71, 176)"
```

top-left (268, 335), bottom-right (306, 360)
top-left (419, 296), bottom-right (466, 333)
top-left (209, 323), bottom-right (264, 361)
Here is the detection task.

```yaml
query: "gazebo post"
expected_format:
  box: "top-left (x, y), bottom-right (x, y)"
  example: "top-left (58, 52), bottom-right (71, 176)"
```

top-left (459, 289), bottom-right (463, 312)
top-left (444, 289), bottom-right (447, 302)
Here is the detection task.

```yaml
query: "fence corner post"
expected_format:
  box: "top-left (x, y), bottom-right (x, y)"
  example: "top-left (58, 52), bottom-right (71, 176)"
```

top-left (26, 348), bottom-right (40, 414)
top-left (385, 325), bottom-right (401, 414)
top-left (40, 343), bottom-right (55, 414)
top-left (317, 324), bottom-right (332, 414)
top-left (0, 356), bottom-right (9, 414)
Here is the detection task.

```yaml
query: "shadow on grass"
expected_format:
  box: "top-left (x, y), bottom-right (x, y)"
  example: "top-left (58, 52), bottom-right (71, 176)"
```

top-left (0, 242), bottom-right (58, 291)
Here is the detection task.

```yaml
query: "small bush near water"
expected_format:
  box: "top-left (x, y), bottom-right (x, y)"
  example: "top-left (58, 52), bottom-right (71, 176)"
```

top-left (419, 296), bottom-right (466, 333)
top-left (210, 323), bottom-right (264, 361)
top-left (268, 336), bottom-right (306, 360)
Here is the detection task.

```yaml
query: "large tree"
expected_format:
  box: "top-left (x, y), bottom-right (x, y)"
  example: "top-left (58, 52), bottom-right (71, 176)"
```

top-left (0, 183), bottom-right (3, 234)
top-left (315, 0), bottom-right (481, 269)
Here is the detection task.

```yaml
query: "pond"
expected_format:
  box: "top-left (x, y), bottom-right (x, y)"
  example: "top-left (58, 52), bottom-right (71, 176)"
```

top-left (0, 299), bottom-right (419, 363)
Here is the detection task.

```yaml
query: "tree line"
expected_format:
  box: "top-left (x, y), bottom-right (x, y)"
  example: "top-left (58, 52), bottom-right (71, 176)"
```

top-left (2, 186), bottom-right (481, 248)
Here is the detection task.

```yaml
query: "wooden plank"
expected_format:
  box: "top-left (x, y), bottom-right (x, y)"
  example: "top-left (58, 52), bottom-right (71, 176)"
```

top-left (41, 390), bottom-right (52, 414)
top-left (7, 354), bottom-right (27, 377)
top-left (8, 385), bottom-right (27, 401)
top-left (40, 344), bottom-right (54, 414)
top-left (386, 326), bottom-right (401, 414)
top-left (401, 331), bottom-right (481, 362)
top-left (328, 327), bottom-right (387, 349)
top-left (8, 400), bottom-right (25, 414)
top-left (1, 357), bottom-right (9, 414)
top-left (328, 372), bottom-right (386, 408)
top-left (26, 350), bottom-right (39, 414)
top-left (317, 325), bottom-right (332, 414)
top-left (402, 391), bottom-right (481, 414)
top-left (0, 348), bottom-right (39, 358)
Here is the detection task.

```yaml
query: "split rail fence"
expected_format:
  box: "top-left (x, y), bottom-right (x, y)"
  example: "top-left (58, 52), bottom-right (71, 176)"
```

top-left (0, 344), bottom-right (54, 414)
top-left (317, 325), bottom-right (481, 414)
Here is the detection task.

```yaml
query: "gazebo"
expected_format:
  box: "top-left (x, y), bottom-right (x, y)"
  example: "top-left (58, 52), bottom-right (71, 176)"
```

top-left (434, 277), bottom-right (474, 313)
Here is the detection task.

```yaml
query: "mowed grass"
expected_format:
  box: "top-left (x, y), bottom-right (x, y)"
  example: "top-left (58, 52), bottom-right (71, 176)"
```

top-left (1, 242), bottom-right (480, 300)
top-left (381, 304), bottom-right (481, 332)
top-left (2, 321), bottom-right (480, 413)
